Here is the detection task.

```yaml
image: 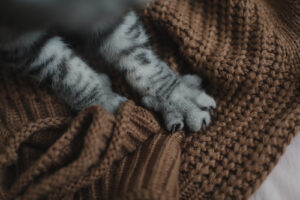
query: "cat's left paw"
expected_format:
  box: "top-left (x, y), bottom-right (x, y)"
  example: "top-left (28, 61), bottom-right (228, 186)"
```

top-left (142, 75), bottom-right (216, 132)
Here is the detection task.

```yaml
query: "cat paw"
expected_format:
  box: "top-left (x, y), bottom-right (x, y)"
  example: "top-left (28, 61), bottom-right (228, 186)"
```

top-left (142, 75), bottom-right (216, 132)
top-left (96, 92), bottom-right (127, 115)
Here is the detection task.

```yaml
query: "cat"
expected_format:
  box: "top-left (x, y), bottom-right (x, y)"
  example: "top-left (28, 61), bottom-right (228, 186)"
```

top-left (0, 0), bottom-right (216, 132)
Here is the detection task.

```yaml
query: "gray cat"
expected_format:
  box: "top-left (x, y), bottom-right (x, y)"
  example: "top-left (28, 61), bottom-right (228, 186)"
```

top-left (0, 0), bottom-right (216, 132)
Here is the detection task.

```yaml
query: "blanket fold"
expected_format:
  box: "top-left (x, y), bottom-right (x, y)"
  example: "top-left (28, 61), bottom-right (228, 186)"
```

top-left (0, 0), bottom-right (299, 199)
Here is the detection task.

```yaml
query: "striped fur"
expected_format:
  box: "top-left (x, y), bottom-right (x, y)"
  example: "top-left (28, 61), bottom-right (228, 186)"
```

top-left (0, 8), bottom-right (216, 132)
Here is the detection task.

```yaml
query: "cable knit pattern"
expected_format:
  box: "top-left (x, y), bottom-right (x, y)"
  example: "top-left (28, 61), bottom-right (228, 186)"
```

top-left (0, 0), bottom-right (299, 199)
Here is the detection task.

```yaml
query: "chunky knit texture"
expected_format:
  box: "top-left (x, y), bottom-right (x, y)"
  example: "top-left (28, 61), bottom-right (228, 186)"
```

top-left (0, 0), bottom-right (299, 199)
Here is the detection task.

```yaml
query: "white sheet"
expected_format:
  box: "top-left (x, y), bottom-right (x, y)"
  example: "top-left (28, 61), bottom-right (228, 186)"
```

top-left (249, 132), bottom-right (300, 200)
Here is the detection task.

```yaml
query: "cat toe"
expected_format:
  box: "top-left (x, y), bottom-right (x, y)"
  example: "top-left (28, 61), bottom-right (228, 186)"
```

top-left (194, 92), bottom-right (216, 110)
top-left (181, 74), bottom-right (202, 88)
top-left (185, 108), bottom-right (211, 132)
top-left (164, 111), bottom-right (184, 132)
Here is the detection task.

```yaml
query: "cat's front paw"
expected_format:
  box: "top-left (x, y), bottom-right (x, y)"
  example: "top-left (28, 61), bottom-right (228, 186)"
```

top-left (142, 75), bottom-right (216, 132)
top-left (96, 92), bottom-right (127, 115)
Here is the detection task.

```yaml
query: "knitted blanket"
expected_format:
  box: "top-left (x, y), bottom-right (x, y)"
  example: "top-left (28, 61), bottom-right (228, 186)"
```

top-left (0, 0), bottom-right (299, 199)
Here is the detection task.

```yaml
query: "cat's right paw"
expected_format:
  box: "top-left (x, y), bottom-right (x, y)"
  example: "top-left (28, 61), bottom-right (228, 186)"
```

top-left (142, 74), bottom-right (216, 132)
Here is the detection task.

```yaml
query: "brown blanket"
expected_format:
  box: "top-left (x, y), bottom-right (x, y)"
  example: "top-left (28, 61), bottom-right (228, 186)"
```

top-left (0, 0), bottom-right (299, 199)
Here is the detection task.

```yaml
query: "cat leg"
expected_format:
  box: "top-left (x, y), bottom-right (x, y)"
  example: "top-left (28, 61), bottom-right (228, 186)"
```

top-left (0, 32), bottom-right (126, 114)
top-left (98, 12), bottom-right (216, 132)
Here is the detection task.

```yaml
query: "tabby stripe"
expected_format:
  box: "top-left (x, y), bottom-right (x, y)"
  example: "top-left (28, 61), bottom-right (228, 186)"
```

top-left (25, 56), bottom-right (55, 76)
top-left (149, 67), bottom-right (167, 83)
top-left (40, 71), bottom-right (55, 87)
top-left (23, 33), bottom-right (53, 65)
top-left (161, 78), bottom-right (180, 99)
top-left (119, 41), bottom-right (150, 57)
top-left (135, 52), bottom-right (151, 65)
top-left (73, 82), bottom-right (89, 100)
top-left (151, 73), bottom-right (172, 87)
top-left (13, 33), bottom-right (54, 72)
top-left (154, 74), bottom-right (173, 95)
top-left (126, 19), bottom-right (140, 35)
top-left (74, 87), bottom-right (101, 107)
top-left (70, 74), bottom-right (85, 99)
top-left (122, 67), bottom-right (137, 75)
top-left (132, 25), bottom-right (142, 39)
top-left (135, 76), bottom-right (142, 81)
top-left (157, 76), bottom-right (177, 96)
top-left (57, 58), bottom-right (68, 81)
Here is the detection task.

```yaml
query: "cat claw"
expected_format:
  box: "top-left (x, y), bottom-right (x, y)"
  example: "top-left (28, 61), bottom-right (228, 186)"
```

top-left (171, 123), bottom-right (184, 133)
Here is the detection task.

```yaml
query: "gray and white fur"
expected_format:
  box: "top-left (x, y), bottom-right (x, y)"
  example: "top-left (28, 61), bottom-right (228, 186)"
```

top-left (0, 0), bottom-right (216, 132)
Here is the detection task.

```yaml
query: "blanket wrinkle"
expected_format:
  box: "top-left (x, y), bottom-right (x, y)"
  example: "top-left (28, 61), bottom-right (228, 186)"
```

top-left (0, 0), bottom-right (299, 199)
